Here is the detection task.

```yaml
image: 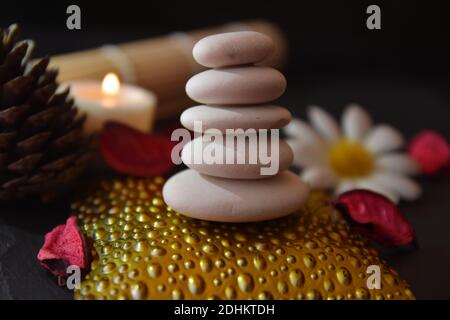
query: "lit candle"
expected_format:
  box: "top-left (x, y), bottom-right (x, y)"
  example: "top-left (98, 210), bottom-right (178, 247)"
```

top-left (67, 73), bottom-right (157, 135)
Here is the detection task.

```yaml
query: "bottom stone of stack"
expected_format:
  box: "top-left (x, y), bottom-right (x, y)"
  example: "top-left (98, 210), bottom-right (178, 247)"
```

top-left (163, 169), bottom-right (309, 222)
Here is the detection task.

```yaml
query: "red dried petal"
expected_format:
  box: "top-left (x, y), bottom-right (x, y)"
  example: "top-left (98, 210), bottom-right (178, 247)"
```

top-left (158, 120), bottom-right (184, 140)
top-left (100, 121), bottom-right (175, 177)
top-left (37, 216), bottom-right (90, 278)
top-left (335, 190), bottom-right (416, 247)
top-left (409, 130), bottom-right (450, 175)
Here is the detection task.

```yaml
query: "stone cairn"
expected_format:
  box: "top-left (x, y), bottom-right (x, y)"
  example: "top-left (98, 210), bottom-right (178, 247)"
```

top-left (163, 31), bottom-right (309, 222)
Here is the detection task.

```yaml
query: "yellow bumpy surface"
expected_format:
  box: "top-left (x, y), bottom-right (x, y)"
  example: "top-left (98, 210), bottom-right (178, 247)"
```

top-left (73, 177), bottom-right (414, 300)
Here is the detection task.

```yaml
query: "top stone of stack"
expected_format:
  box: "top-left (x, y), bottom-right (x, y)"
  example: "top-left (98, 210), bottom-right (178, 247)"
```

top-left (193, 31), bottom-right (275, 68)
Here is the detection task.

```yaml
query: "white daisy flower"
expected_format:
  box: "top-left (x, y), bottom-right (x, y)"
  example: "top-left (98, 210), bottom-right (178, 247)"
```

top-left (284, 104), bottom-right (422, 203)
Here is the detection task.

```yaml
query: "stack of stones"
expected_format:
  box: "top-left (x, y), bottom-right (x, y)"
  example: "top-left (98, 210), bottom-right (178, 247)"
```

top-left (163, 31), bottom-right (309, 222)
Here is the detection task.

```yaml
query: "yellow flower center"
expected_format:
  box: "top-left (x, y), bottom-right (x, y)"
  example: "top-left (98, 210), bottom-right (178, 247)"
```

top-left (328, 140), bottom-right (374, 178)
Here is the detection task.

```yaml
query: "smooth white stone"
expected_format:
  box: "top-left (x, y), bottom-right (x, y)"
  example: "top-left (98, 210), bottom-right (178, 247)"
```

top-left (193, 31), bottom-right (274, 68)
top-left (185, 67), bottom-right (286, 105)
top-left (181, 105), bottom-right (291, 132)
top-left (181, 136), bottom-right (293, 179)
top-left (162, 169), bottom-right (309, 222)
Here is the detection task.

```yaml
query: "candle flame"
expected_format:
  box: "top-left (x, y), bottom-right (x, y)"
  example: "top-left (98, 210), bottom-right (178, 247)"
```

top-left (102, 73), bottom-right (120, 96)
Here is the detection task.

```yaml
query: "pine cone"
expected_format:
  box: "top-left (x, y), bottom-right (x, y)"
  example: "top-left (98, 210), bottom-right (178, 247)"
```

top-left (0, 24), bottom-right (92, 202)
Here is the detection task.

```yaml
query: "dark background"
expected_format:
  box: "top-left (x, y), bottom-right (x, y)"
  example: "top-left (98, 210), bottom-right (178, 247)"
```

top-left (0, 0), bottom-right (449, 78)
top-left (0, 0), bottom-right (449, 299)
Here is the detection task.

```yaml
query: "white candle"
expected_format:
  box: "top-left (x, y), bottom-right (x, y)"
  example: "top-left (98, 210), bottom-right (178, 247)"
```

top-left (68, 73), bottom-right (157, 135)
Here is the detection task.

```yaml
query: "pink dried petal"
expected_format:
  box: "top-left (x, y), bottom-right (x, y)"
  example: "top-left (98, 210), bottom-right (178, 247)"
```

top-left (335, 189), bottom-right (416, 247)
top-left (409, 130), bottom-right (450, 175)
top-left (37, 216), bottom-right (89, 278)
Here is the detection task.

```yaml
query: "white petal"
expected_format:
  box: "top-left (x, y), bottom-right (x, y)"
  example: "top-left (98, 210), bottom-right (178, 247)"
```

top-left (301, 167), bottom-right (338, 189)
top-left (376, 153), bottom-right (420, 175)
top-left (307, 106), bottom-right (341, 142)
top-left (370, 172), bottom-right (422, 201)
top-left (364, 125), bottom-right (405, 154)
top-left (355, 179), bottom-right (399, 204)
top-left (284, 118), bottom-right (323, 145)
top-left (342, 103), bottom-right (372, 141)
top-left (334, 180), bottom-right (357, 195)
top-left (286, 138), bottom-right (326, 168)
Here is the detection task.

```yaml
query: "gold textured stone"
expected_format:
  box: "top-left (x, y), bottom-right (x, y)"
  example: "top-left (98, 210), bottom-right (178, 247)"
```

top-left (73, 177), bottom-right (414, 300)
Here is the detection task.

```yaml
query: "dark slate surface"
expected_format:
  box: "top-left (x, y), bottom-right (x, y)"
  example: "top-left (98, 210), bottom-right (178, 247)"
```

top-left (0, 197), bottom-right (74, 299)
top-left (0, 74), bottom-right (449, 299)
